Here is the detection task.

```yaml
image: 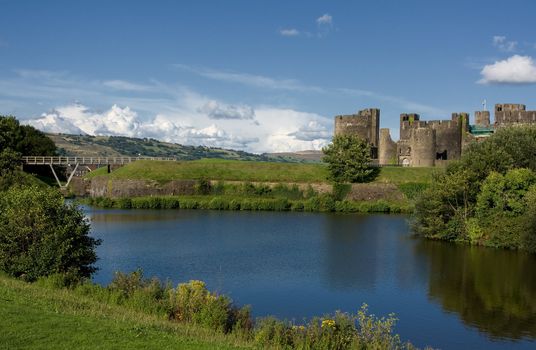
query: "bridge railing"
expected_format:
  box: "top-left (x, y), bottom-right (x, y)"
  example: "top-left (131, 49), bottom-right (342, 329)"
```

top-left (22, 156), bottom-right (177, 165)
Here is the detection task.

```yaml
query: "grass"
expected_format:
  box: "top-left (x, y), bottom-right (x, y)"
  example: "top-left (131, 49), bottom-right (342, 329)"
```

top-left (85, 159), bottom-right (437, 185)
top-left (0, 272), bottom-right (423, 350)
top-left (0, 273), bottom-right (249, 350)
top-left (375, 167), bottom-right (437, 184)
top-left (82, 195), bottom-right (412, 213)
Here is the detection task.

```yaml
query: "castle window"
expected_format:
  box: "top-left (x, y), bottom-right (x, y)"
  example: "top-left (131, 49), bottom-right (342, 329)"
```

top-left (497, 106), bottom-right (502, 112)
top-left (436, 150), bottom-right (448, 160)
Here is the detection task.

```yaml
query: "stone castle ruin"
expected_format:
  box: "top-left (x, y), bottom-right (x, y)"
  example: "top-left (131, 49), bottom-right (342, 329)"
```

top-left (334, 104), bottom-right (536, 167)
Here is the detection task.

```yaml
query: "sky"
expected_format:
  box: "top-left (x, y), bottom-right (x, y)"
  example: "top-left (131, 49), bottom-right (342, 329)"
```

top-left (1, 0), bottom-right (536, 153)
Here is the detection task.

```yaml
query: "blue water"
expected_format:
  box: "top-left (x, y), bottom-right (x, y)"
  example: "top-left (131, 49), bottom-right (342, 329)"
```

top-left (86, 207), bottom-right (536, 349)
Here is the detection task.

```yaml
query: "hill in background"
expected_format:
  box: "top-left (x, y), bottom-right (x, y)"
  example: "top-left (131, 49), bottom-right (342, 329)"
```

top-left (47, 133), bottom-right (322, 163)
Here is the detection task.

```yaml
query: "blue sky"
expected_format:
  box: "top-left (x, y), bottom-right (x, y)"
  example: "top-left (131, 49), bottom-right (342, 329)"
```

top-left (1, 0), bottom-right (536, 152)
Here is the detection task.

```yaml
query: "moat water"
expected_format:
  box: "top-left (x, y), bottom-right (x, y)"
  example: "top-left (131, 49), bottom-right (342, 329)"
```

top-left (85, 207), bottom-right (536, 350)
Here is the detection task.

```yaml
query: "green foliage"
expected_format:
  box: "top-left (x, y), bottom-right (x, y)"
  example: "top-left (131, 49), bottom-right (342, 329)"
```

top-left (195, 178), bottom-right (212, 195)
top-left (84, 194), bottom-right (411, 214)
top-left (413, 126), bottom-right (536, 252)
top-left (0, 185), bottom-right (100, 281)
top-left (322, 135), bottom-right (379, 183)
top-left (332, 183), bottom-right (351, 201)
top-left (0, 116), bottom-right (56, 156)
top-left (0, 148), bottom-right (22, 175)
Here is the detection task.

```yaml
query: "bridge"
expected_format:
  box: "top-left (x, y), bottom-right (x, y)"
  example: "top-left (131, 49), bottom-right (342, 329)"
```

top-left (22, 156), bottom-right (177, 189)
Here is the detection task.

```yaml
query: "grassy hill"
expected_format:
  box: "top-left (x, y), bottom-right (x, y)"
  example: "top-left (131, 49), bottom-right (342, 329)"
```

top-left (87, 159), bottom-right (437, 185)
top-left (47, 133), bottom-right (315, 163)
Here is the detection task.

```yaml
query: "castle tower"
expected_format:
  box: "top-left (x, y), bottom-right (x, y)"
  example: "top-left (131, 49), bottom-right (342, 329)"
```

top-left (410, 127), bottom-right (436, 167)
top-left (475, 111), bottom-right (490, 128)
top-left (334, 108), bottom-right (380, 158)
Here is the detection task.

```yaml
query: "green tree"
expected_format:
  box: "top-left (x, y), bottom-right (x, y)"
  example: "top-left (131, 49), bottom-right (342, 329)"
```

top-left (0, 185), bottom-right (100, 281)
top-left (322, 135), bottom-right (377, 183)
top-left (413, 126), bottom-right (536, 252)
top-left (0, 116), bottom-right (56, 156)
top-left (0, 148), bottom-right (22, 175)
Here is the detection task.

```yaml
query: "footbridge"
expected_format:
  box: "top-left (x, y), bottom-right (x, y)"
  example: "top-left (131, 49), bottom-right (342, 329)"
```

top-left (22, 156), bottom-right (176, 189)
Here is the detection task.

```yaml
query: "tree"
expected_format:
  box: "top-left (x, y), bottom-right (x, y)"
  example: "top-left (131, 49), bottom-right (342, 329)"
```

top-left (413, 126), bottom-right (536, 252)
top-left (0, 116), bottom-right (56, 156)
top-left (322, 135), bottom-right (378, 183)
top-left (0, 185), bottom-right (100, 281)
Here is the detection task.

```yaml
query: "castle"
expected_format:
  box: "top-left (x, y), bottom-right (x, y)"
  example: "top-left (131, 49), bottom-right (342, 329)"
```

top-left (334, 104), bottom-right (536, 167)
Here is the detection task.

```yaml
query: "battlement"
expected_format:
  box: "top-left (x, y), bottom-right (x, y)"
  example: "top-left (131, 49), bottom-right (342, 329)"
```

top-left (495, 104), bottom-right (526, 112)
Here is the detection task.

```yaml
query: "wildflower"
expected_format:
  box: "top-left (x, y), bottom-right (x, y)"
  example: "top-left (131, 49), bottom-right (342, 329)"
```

top-left (321, 319), bottom-right (336, 328)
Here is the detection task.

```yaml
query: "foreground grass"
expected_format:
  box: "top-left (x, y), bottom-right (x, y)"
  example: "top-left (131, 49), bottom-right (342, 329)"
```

top-left (86, 159), bottom-right (436, 185)
top-left (0, 274), bottom-right (248, 350)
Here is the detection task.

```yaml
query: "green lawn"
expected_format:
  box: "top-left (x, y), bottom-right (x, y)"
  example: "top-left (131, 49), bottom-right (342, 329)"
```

top-left (0, 274), bottom-right (249, 350)
top-left (86, 159), bottom-right (438, 184)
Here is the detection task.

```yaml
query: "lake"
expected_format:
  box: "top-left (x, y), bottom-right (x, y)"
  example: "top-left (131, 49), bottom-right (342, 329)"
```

top-left (86, 207), bottom-right (536, 349)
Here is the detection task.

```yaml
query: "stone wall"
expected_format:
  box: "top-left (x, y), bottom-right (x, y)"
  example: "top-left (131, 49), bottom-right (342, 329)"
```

top-left (495, 104), bottom-right (536, 127)
top-left (89, 178), bottom-right (198, 198)
top-left (379, 128), bottom-right (397, 165)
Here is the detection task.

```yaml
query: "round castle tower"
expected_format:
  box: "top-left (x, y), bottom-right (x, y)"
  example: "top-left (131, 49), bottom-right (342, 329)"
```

top-left (410, 127), bottom-right (436, 167)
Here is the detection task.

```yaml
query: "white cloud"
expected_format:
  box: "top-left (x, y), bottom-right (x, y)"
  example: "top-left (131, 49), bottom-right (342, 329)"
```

top-left (280, 28), bottom-right (300, 37)
top-left (103, 80), bottom-right (153, 92)
top-left (493, 35), bottom-right (518, 52)
top-left (317, 14), bottom-right (332, 25)
top-left (199, 100), bottom-right (255, 120)
top-left (479, 55), bottom-right (536, 84)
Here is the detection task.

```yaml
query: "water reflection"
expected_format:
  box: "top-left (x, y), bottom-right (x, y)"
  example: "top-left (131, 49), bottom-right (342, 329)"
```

top-left (323, 214), bottom-right (379, 290)
top-left (416, 240), bottom-right (536, 340)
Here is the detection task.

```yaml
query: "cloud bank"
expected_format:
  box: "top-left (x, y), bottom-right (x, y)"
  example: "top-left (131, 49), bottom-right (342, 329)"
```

top-left (26, 102), bottom-right (331, 153)
top-left (479, 55), bottom-right (536, 84)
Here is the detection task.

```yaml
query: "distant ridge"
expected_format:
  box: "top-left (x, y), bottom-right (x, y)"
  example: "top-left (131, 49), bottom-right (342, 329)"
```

top-left (47, 133), bottom-right (321, 163)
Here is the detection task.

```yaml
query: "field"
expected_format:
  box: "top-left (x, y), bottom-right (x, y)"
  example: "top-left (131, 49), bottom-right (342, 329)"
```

top-left (0, 274), bottom-right (248, 350)
top-left (86, 159), bottom-right (437, 185)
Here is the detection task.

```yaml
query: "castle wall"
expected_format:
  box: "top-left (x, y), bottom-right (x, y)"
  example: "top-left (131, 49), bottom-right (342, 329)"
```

top-left (379, 128), bottom-right (397, 165)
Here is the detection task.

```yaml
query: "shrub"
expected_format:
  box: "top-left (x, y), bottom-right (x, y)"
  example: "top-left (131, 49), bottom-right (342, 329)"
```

top-left (0, 185), bottom-right (100, 281)
top-left (169, 280), bottom-right (248, 333)
top-left (332, 183), bottom-right (351, 201)
top-left (322, 135), bottom-right (378, 183)
top-left (196, 178), bottom-right (212, 195)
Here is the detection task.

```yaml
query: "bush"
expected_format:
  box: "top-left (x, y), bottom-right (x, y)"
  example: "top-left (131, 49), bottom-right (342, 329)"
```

top-left (0, 185), bottom-right (100, 281)
top-left (332, 183), bottom-right (351, 201)
top-left (169, 280), bottom-right (249, 333)
top-left (322, 135), bottom-right (379, 183)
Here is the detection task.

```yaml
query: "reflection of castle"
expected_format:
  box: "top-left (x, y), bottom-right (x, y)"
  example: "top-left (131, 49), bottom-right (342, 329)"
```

top-left (334, 104), bottom-right (536, 167)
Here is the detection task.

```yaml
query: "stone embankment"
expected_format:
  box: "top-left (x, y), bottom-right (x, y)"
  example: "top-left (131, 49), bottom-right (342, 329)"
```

top-left (70, 177), bottom-right (405, 202)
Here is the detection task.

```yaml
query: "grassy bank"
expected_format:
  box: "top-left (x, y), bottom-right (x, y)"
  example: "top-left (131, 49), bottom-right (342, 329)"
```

top-left (0, 274), bottom-right (247, 350)
top-left (86, 159), bottom-right (437, 184)
top-left (83, 195), bottom-right (412, 213)
top-left (0, 272), bottom-right (423, 349)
